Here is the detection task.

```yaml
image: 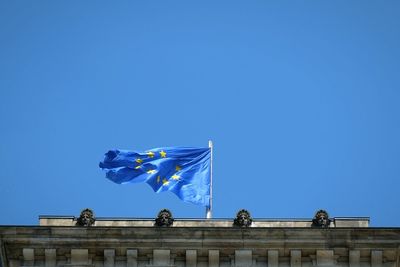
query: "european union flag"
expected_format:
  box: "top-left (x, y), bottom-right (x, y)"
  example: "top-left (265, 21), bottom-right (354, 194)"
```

top-left (99, 147), bottom-right (211, 207)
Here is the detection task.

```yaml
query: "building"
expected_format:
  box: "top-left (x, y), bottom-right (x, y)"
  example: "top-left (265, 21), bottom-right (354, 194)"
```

top-left (1, 209), bottom-right (399, 267)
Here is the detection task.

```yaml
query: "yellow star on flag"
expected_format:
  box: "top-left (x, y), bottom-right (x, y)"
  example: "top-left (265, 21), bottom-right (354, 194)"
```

top-left (159, 150), bottom-right (167, 158)
top-left (135, 158), bottom-right (143, 164)
top-left (171, 174), bottom-right (180, 181)
top-left (135, 166), bottom-right (141, 169)
top-left (162, 178), bottom-right (169, 186)
top-left (157, 176), bottom-right (161, 183)
top-left (175, 165), bottom-right (181, 171)
top-left (147, 170), bottom-right (156, 174)
top-left (146, 151), bottom-right (155, 158)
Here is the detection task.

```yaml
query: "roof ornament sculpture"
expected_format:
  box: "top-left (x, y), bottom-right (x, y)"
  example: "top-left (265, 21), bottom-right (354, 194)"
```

top-left (155, 209), bottom-right (174, 227)
top-left (233, 209), bottom-right (253, 227)
top-left (312, 209), bottom-right (331, 228)
top-left (76, 208), bottom-right (95, 226)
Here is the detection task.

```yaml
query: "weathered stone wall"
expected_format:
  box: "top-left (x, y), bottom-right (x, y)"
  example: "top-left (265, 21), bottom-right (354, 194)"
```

top-left (1, 226), bottom-right (399, 267)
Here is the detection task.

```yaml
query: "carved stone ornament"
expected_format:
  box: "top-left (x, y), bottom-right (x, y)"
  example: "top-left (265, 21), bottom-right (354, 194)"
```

top-left (312, 209), bottom-right (331, 228)
top-left (233, 209), bottom-right (253, 227)
top-left (76, 208), bottom-right (95, 227)
top-left (155, 209), bottom-right (174, 227)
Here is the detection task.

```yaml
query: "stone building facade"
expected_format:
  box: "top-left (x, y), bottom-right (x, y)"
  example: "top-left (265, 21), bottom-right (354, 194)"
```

top-left (1, 210), bottom-right (399, 267)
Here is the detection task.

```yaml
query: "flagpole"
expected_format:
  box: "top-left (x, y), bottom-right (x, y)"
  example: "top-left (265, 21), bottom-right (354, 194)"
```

top-left (206, 140), bottom-right (213, 219)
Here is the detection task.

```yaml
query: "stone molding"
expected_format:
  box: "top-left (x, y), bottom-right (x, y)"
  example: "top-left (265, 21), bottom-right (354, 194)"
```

top-left (38, 216), bottom-right (370, 227)
top-left (1, 226), bottom-right (399, 267)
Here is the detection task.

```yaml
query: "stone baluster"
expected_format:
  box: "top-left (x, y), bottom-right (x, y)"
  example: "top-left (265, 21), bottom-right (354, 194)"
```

top-left (127, 249), bottom-right (138, 267)
top-left (268, 250), bottom-right (279, 267)
top-left (186, 250), bottom-right (197, 267)
top-left (235, 250), bottom-right (252, 267)
top-left (316, 250), bottom-right (334, 266)
top-left (104, 249), bottom-right (115, 267)
top-left (209, 250), bottom-right (219, 267)
top-left (371, 251), bottom-right (383, 267)
top-left (349, 250), bottom-right (360, 267)
top-left (71, 249), bottom-right (89, 265)
top-left (23, 248), bottom-right (34, 267)
top-left (153, 249), bottom-right (170, 266)
top-left (291, 250), bottom-right (301, 267)
top-left (45, 249), bottom-right (56, 267)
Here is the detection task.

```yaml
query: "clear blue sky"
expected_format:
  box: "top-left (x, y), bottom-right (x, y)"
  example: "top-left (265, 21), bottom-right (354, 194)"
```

top-left (1, 1), bottom-right (399, 226)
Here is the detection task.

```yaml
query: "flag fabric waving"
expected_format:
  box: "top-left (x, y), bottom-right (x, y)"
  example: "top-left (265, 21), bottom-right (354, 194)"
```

top-left (99, 147), bottom-right (211, 207)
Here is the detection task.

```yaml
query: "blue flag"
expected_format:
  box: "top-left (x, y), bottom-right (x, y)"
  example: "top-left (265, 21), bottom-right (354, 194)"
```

top-left (99, 147), bottom-right (211, 207)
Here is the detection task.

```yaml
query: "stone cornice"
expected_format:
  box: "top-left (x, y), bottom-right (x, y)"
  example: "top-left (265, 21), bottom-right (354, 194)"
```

top-left (1, 226), bottom-right (399, 248)
top-left (1, 226), bottom-right (400, 267)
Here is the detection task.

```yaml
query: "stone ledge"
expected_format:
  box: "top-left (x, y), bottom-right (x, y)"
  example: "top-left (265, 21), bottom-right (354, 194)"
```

top-left (38, 216), bottom-right (370, 227)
